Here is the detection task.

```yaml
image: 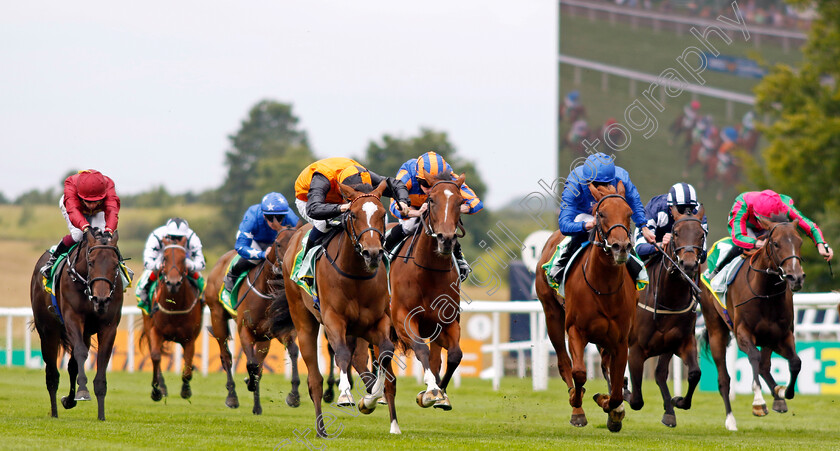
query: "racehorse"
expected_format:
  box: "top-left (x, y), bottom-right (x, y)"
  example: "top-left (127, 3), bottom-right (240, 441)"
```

top-left (737, 127), bottom-right (760, 154)
top-left (205, 225), bottom-right (302, 414)
top-left (669, 113), bottom-right (695, 150)
top-left (283, 181), bottom-right (399, 437)
top-left (140, 234), bottom-right (202, 402)
top-left (698, 216), bottom-right (804, 431)
top-left (559, 103), bottom-right (586, 124)
top-left (625, 205), bottom-right (706, 427)
top-left (30, 228), bottom-right (125, 420)
top-left (535, 182), bottom-right (636, 432)
top-left (390, 171), bottom-right (466, 410)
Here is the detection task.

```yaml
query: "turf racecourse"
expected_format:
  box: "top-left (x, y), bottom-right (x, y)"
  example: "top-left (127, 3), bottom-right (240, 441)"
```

top-left (2, 368), bottom-right (838, 450)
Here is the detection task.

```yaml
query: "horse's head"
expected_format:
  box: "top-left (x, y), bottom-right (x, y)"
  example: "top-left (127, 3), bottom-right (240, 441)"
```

top-left (159, 235), bottom-right (188, 295)
top-left (669, 204), bottom-right (706, 277)
top-left (421, 171), bottom-right (466, 256)
top-left (268, 225), bottom-right (298, 276)
top-left (757, 216), bottom-right (805, 292)
top-left (588, 181), bottom-right (633, 265)
top-left (80, 228), bottom-right (121, 315)
top-left (339, 181), bottom-right (387, 272)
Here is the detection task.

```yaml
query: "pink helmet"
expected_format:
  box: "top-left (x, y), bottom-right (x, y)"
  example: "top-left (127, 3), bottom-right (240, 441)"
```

top-left (752, 190), bottom-right (787, 218)
top-left (76, 170), bottom-right (108, 201)
top-left (691, 100), bottom-right (701, 110)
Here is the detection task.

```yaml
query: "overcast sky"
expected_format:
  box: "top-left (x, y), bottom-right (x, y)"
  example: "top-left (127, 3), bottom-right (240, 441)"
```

top-left (0, 1), bottom-right (556, 208)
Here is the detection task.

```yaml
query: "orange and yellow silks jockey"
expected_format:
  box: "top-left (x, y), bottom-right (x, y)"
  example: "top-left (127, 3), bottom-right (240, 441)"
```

top-left (382, 151), bottom-right (483, 282)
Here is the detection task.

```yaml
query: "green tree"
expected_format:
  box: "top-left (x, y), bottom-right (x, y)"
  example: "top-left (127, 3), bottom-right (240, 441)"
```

top-left (752, 0), bottom-right (840, 290)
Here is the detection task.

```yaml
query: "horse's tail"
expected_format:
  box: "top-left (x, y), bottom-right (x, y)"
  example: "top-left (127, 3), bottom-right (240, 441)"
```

top-left (267, 277), bottom-right (295, 342)
top-left (29, 319), bottom-right (71, 353)
top-left (137, 317), bottom-right (172, 356)
top-left (390, 325), bottom-right (414, 356)
top-left (698, 327), bottom-right (710, 357)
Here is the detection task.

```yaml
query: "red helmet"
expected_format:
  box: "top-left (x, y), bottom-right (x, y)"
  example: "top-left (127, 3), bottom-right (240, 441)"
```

top-left (691, 100), bottom-right (701, 110)
top-left (76, 170), bottom-right (108, 201)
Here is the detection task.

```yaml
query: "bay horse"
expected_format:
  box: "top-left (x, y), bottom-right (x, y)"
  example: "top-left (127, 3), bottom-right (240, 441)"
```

top-left (559, 103), bottom-right (586, 124)
top-left (535, 182), bottom-right (635, 432)
top-left (205, 225), bottom-right (301, 414)
top-left (141, 235), bottom-right (202, 402)
top-left (30, 228), bottom-right (125, 420)
top-left (699, 216), bottom-right (804, 431)
top-left (625, 205), bottom-right (706, 427)
top-left (390, 171), bottom-right (466, 410)
top-left (282, 181), bottom-right (399, 437)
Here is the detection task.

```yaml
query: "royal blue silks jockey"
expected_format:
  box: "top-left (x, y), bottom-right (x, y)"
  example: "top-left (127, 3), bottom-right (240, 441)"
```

top-left (223, 192), bottom-right (300, 292)
top-left (548, 152), bottom-right (654, 285)
top-left (633, 182), bottom-right (708, 262)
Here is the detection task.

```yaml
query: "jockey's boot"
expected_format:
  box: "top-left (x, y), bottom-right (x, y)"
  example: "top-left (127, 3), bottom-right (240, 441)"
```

top-left (708, 246), bottom-right (744, 280)
top-left (626, 255), bottom-right (647, 290)
top-left (40, 238), bottom-right (72, 278)
top-left (224, 258), bottom-right (257, 293)
top-left (453, 242), bottom-right (471, 282)
top-left (548, 236), bottom-right (581, 285)
top-left (301, 227), bottom-right (326, 259)
top-left (383, 225), bottom-right (407, 260)
top-left (136, 281), bottom-right (151, 314)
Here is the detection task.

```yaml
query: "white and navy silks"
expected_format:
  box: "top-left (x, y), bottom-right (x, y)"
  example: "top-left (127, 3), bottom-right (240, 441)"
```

top-left (633, 194), bottom-right (708, 259)
top-left (235, 204), bottom-right (300, 263)
top-left (143, 225), bottom-right (207, 273)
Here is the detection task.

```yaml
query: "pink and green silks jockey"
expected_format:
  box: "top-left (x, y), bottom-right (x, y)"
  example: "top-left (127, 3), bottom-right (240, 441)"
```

top-left (728, 189), bottom-right (825, 250)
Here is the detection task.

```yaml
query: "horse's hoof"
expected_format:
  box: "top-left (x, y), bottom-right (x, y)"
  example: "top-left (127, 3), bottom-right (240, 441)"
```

top-left (358, 397), bottom-right (376, 415)
top-left (180, 386), bottom-right (192, 400)
top-left (322, 389), bottom-right (335, 404)
top-left (672, 396), bottom-right (690, 410)
top-left (570, 413), bottom-right (588, 427)
top-left (422, 389), bottom-right (445, 407)
top-left (772, 399), bottom-right (788, 413)
top-left (592, 393), bottom-right (610, 412)
top-left (151, 389), bottom-right (163, 402)
top-left (226, 397), bottom-right (239, 409)
top-left (244, 378), bottom-right (255, 392)
top-left (336, 392), bottom-right (355, 407)
top-left (784, 385), bottom-right (795, 400)
top-left (253, 405), bottom-right (262, 415)
top-left (607, 405), bottom-right (625, 433)
top-left (752, 404), bottom-right (768, 417)
top-left (159, 385), bottom-right (168, 397)
top-left (378, 398), bottom-right (388, 406)
top-left (75, 390), bottom-right (90, 401)
top-left (286, 393), bottom-right (301, 408)
top-left (416, 391), bottom-right (431, 408)
top-left (433, 394), bottom-right (452, 411)
top-left (662, 413), bottom-right (677, 428)
top-left (61, 396), bottom-right (77, 410)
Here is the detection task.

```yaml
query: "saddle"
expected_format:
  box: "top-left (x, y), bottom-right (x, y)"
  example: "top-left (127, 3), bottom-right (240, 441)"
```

top-left (700, 237), bottom-right (745, 329)
top-left (290, 226), bottom-right (342, 309)
top-left (542, 238), bottom-right (590, 299)
top-left (219, 255), bottom-right (259, 316)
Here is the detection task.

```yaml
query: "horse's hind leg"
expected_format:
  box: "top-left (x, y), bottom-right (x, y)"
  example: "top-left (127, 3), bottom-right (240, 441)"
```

top-left (148, 326), bottom-right (165, 402)
top-left (180, 340), bottom-right (196, 400)
top-left (567, 327), bottom-right (588, 427)
top-left (284, 337), bottom-right (301, 407)
top-left (247, 339), bottom-right (270, 415)
top-left (94, 326), bottom-right (117, 421)
top-left (654, 354), bottom-right (677, 427)
top-left (434, 324), bottom-right (463, 411)
top-left (626, 344), bottom-right (646, 411)
top-left (322, 342), bottom-right (337, 404)
top-left (41, 333), bottom-right (61, 417)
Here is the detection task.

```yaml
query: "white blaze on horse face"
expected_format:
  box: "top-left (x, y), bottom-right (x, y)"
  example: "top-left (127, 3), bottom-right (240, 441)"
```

top-left (443, 189), bottom-right (454, 222)
top-left (362, 201), bottom-right (378, 239)
top-left (424, 368), bottom-right (441, 392)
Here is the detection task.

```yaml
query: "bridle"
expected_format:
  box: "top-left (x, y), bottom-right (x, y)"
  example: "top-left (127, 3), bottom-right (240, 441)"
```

top-left (343, 193), bottom-right (386, 256)
top-left (664, 216), bottom-right (706, 273)
top-left (590, 194), bottom-right (631, 253)
top-left (419, 180), bottom-right (466, 240)
top-left (67, 234), bottom-right (123, 302)
top-left (161, 243), bottom-right (189, 286)
top-left (740, 222), bottom-right (802, 305)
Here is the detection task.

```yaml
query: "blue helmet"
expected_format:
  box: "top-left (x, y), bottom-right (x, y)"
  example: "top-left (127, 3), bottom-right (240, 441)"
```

top-left (567, 90), bottom-right (580, 101)
top-left (723, 126), bottom-right (738, 142)
top-left (261, 192), bottom-right (290, 215)
top-left (581, 152), bottom-right (615, 184)
top-left (667, 183), bottom-right (699, 207)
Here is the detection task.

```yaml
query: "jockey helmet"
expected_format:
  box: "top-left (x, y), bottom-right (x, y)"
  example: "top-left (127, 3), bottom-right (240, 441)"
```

top-left (752, 190), bottom-right (787, 218)
top-left (165, 217), bottom-right (189, 237)
top-left (605, 118), bottom-right (617, 127)
top-left (337, 164), bottom-right (372, 187)
top-left (76, 170), bottom-right (108, 201)
top-left (581, 152), bottom-right (615, 184)
top-left (261, 192), bottom-right (290, 215)
top-left (722, 126), bottom-right (738, 142)
top-left (690, 100), bottom-right (701, 110)
top-left (567, 90), bottom-right (580, 101)
top-left (417, 151), bottom-right (449, 180)
top-left (667, 183), bottom-right (699, 207)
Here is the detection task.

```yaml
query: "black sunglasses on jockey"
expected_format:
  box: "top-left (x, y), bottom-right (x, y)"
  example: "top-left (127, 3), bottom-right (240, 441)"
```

top-left (264, 214), bottom-right (286, 223)
top-left (165, 234), bottom-right (184, 241)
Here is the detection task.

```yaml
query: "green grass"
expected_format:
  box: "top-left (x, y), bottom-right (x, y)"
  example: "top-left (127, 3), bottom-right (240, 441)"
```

top-left (2, 367), bottom-right (839, 450)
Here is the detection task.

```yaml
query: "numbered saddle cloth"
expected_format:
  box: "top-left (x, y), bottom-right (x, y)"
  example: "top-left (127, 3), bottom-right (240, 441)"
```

top-left (701, 237), bottom-right (745, 309)
top-left (218, 255), bottom-right (252, 316)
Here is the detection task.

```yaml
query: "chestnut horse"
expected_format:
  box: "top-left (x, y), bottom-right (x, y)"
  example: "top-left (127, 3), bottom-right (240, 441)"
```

top-left (535, 182), bottom-right (635, 432)
top-left (283, 181), bottom-right (399, 437)
top-left (699, 217), bottom-right (804, 431)
top-left (30, 229), bottom-right (125, 420)
top-left (205, 225), bottom-right (301, 414)
top-left (626, 206), bottom-right (706, 427)
top-left (390, 172), bottom-right (466, 410)
top-left (141, 235), bottom-right (203, 402)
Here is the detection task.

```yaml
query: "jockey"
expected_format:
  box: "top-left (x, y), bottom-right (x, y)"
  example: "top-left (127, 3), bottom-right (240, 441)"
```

top-left (634, 182), bottom-right (708, 262)
top-left (569, 119), bottom-right (589, 144)
top-left (136, 218), bottom-right (206, 314)
top-left (382, 151), bottom-right (483, 282)
top-left (741, 110), bottom-right (756, 132)
top-left (223, 192), bottom-right (300, 292)
top-left (548, 152), bottom-right (654, 284)
top-left (709, 189), bottom-right (833, 278)
top-left (294, 157), bottom-right (410, 259)
top-left (682, 100), bottom-right (701, 127)
top-left (564, 90), bottom-right (580, 109)
top-left (40, 169), bottom-right (120, 277)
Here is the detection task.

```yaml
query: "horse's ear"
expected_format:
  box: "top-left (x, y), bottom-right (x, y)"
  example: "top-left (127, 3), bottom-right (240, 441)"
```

top-left (588, 183), bottom-right (602, 201)
top-left (670, 205), bottom-right (682, 219)
top-left (455, 172), bottom-right (466, 187)
top-left (339, 183), bottom-right (359, 201)
top-left (616, 180), bottom-right (626, 197)
top-left (372, 180), bottom-right (387, 198)
top-left (422, 172), bottom-right (437, 188)
top-left (791, 217), bottom-right (800, 229)
top-left (110, 230), bottom-right (119, 243)
top-left (696, 204), bottom-right (705, 219)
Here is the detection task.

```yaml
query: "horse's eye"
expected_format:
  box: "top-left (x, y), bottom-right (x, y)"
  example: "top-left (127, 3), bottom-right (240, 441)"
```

top-left (774, 241), bottom-right (781, 248)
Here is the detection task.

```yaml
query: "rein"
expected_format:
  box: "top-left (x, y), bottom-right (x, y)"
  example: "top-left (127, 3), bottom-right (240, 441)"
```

top-left (738, 223), bottom-right (801, 307)
top-left (67, 238), bottom-right (123, 302)
top-left (581, 193), bottom-right (630, 296)
top-left (235, 228), bottom-right (294, 304)
top-left (322, 196), bottom-right (384, 281)
top-left (154, 243), bottom-right (200, 315)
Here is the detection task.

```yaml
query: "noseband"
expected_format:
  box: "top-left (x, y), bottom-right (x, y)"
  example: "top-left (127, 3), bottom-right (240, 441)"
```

top-left (666, 216), bottom-right (706, 271)
top-left (591, 194), bottom-right (631, 252)
top-left (750, 223), bottom-right (803, 279)
top-left (80, 243), bottom-right (122, 302)
top-left (420, 180), bottom-right (466, 239)
top-left (161, 243), bottom-right (189, 284)
top-left (343, 194), bottom-right (386, 256)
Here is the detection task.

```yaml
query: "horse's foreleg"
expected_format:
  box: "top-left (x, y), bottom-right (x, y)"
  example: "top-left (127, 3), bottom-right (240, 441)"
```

top-left (63, 316), bottom-right (90, 404)
top-left (567, 327), bottom-right (588, 427)
top-left (359, 315), bottom-right (398, 433)
top-left (604, 344), bottom-right (628, 432)
top-left (62, 351), bottom-right (79, 409)
top-left (437, 325), bottom-right (462, 392)
top-left (249, 339), bottom-right (270, 415)
top-left (735, 330), bottom-right (767, 417)
top-left (297, 319), bottom-right (326, 437)
top-left (285, 338), bottom-right (301, 407)
top-left (149, 326), bottom-right (165, 402)
top-left (771, 332), bottom-right (801, 405)
top-left (217, 335), bottom-right (238, 409)
top-left (180, 339), bottom-right (195, 400)
top-left (94, 326), bottom-right (117, 421)
top-left (322, 314), bottom-right (354, 408)
top-left (626, 344), bottom-right (646, 411)
top-left (654, 354), bottom-right (676, 427)
top-left (673, 336), bottom-right (702, 411)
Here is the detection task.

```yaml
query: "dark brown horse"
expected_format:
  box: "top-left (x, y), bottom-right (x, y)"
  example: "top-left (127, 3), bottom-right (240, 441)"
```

top-left (30, 228), bottom-right (125, 420)
top-left (141, 235), bottom-right (202, 402)
top-left (283, 181), bottom-right (399, 437)
top-left (535, 182), bottom-right (635, 432)
top-left (390, 172), bottom-right (466, 410)
top-left (626, 206), bottom-right (706, 427)
top-left (559, 103), bottom-right (586, 124)
top-left (699, 217), bottom-right (804, 431)
top-left (205, 225), bottom-right (301, 414)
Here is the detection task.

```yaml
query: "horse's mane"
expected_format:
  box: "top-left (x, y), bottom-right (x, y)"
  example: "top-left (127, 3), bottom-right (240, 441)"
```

top-left (589, 183), bottom-right (619, 214)
top-left (345, 183), bottom-right (374, 194)
top-left (432, 168), bottom-right (454, 182)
